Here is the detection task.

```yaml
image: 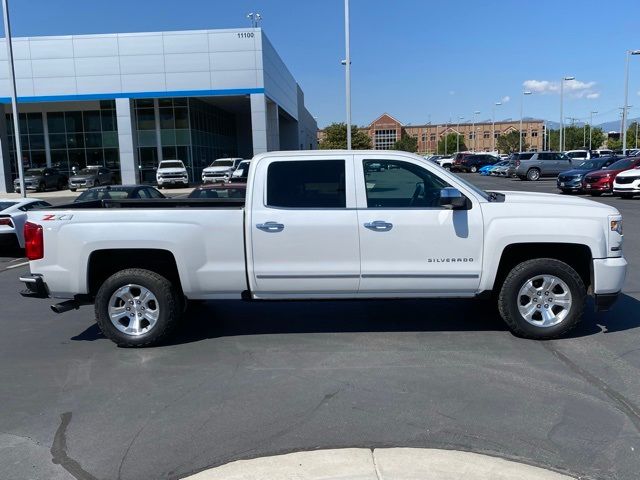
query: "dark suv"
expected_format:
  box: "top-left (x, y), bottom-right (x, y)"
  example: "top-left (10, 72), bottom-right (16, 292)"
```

top-left (452, 153), bottom-right (499, 173)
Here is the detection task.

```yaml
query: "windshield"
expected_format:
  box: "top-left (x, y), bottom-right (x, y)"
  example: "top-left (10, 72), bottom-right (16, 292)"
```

top-left (232, 162), bottom-right (250, 176)
top-left (25, 168), bottom-right (45, 175)
top-left (0, 201), bottom-right (17, 211)
top-left (606, 158), bottom-right (635, 170)
top-left (576, 160), bottom-right (605, 169)
top-left (212, 160), bottom-right (234, 167)
top-left (159, 161), bottom-right (184, 169)
top-left (76, 189), bottom-right (132, 201)
top-left (189, 187), bottom-right (246, 199)
top-left (77, 168), bottom-right (99, 175)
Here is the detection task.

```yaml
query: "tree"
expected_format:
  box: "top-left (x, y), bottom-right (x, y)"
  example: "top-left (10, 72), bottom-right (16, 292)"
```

top-left (319, 123), bottom-right (372, 149)
top-left (393, 133), bottom-right (418, 152)
top-left (608, 137), bottom-right (622, 151)
top-left (496, 131), bottom-right (528, 153)
top-left (548, 126), bottom-right (606, 151)
top-left (625, 122), bottom-right (639, 150)
top-left (437, 133), bottom-right (466, 155)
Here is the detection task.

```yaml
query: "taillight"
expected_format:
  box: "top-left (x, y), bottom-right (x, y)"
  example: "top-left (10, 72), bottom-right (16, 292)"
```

top-left (24, 222), bottom-right (44, 260)
top-left (0, 217), bottom-right (13, 227)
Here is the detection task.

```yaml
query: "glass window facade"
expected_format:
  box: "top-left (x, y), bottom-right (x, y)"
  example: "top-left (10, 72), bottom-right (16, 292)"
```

top-left (374, 129), bottom-right (397, 150)
top-left (6, 100), bottom-right (118, 180)
top-left (134, 98), bottom-right (238, 184)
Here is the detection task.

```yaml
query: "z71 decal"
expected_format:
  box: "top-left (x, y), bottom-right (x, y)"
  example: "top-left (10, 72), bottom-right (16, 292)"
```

top-left (42, 214), bottom-right (74, 221)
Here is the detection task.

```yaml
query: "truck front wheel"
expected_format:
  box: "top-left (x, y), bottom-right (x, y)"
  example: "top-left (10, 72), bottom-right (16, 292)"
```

top-left (498, 258), bottom-right (585, 339)
top-left (94, 268), bottom-right (181, 347)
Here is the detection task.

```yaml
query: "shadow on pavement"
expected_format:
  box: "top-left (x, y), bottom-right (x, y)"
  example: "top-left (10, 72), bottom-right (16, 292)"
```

top-left (70, 294), bottom-right (640, 346)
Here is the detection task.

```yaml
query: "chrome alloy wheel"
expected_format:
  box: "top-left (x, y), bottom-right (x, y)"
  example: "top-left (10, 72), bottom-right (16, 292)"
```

top-left (517, 275), bottom-right (572, 327)
top-left (108, 284), bottom-right (159, 336)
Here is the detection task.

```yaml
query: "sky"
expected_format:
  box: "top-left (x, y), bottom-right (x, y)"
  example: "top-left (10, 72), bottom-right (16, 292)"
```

top-left (3, 0), bottom-right (640, 128)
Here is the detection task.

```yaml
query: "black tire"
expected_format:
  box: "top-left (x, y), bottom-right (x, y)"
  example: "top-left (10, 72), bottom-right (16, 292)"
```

top-left (94, 268), bottom-right (181, 347)
top-left (526, 168), bottom-right (540, 181)
top-left (590, 192), bottom-right (602, 197)
top-left (69, 188), bottom-right (77, 192)
top-left (498, 258), bottom-right (586, 339)
top-left (37, 181), bottom-right (46, 192)
top-left (620, 193), bottom-right (634, 199)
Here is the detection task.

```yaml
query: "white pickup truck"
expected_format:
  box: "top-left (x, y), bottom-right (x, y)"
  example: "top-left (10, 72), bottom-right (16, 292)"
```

top-left (19, 150), bottom-right (627, 346)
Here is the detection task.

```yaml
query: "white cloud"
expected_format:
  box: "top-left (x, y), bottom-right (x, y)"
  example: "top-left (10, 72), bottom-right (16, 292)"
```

top-left (523, 79), bottom-right (598, 99)
top-left (501, 95), bottom-right (511, 103)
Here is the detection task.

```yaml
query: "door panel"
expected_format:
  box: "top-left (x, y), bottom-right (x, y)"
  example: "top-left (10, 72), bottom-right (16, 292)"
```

top-left (249, 157), bottom-right (361, 295)
top-left (356, 157), bottom-right (483, 294)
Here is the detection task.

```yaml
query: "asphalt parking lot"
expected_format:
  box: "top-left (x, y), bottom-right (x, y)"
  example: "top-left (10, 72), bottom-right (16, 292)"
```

top-left (1, 176), bottom-right (639, 480)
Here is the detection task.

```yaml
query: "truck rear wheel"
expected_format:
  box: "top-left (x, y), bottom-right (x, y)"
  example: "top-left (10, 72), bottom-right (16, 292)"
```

top-left (498, 258), bottom-right (585, 339)
top-left (94, 268), bottom-right (181, 347)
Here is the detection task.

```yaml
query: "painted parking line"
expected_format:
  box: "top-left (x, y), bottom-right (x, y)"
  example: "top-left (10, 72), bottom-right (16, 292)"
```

top-left (3, 261), bottom-right (29, 270)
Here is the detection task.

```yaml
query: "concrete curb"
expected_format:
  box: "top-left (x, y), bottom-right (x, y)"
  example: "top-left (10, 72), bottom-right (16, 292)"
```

top-left (183, 448), bottom-right (574, 480)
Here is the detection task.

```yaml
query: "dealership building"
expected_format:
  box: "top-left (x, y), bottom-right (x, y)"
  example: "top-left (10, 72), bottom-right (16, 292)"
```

top-left (0, 27), bottom-right (317, 192)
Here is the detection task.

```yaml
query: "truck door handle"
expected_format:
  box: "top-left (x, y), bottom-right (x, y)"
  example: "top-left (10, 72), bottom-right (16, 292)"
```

top-left (364, 220), bottom-right (393, 231)
top-left (256, 221), bottom-right (285, 232)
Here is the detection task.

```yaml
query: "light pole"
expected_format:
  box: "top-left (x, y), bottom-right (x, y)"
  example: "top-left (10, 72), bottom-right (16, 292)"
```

top-left (519, 91), bottom-right (532, 153)
top-left (589, 111), bottom-right (598, 150)
top-left (246, 12), bottom-right (262, 27)
top-left (559, 76), bottom-right (575, 152)
top-left (2, 0), bottom-right (25, 197)
top-left (492, 102), bottom-right (501, 152)
top-left (456, 116), bottom-right (463, 153)
top-left (342, 0), bottom-right (352, 150)
top-left (472, 111), bottom-right (480, 152)
top-left (622, 50), bottom-right (640, 154)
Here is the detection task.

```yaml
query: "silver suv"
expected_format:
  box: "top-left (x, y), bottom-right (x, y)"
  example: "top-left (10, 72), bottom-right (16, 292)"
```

top-left (514, 151), bottom-right (572, 181)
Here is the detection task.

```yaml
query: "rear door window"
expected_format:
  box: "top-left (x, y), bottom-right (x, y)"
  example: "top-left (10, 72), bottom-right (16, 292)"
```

top-left (267, 160), bottom-right (346, 208)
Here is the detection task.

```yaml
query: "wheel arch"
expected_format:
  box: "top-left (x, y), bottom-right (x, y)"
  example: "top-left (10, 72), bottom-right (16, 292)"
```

top-left (87, 248), bottom-right (182, 297)
top-left (489, 243), bottom-right (592, 294)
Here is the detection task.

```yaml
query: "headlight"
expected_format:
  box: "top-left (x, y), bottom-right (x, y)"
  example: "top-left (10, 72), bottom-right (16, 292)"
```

top-left (609, 215), bottom-right (623, 254)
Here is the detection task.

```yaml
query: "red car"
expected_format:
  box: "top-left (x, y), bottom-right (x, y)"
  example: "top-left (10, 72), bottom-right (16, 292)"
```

top-left (582, 157), bottom-right (640, 196)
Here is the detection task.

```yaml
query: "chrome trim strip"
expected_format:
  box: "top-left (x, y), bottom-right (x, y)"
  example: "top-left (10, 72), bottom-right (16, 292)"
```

top-left (256, 274), bottom-right (360, 279)
top-left (257, 273), bottom-right (479, 280)
top-left (361, 273), bottom-right (479, 279)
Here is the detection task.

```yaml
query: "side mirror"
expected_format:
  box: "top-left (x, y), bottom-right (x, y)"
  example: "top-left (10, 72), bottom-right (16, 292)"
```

top-left (439, 187), bottom-right (467, 209)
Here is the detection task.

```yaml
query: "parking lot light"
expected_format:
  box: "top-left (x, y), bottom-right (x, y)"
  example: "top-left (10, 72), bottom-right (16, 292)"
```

top-left (472, 111), bottom-right (480, 151)
top-left (492, 102), bottom-right (501, 152)
top-left (560, 77), bottom-right (575, 152)
top-left (519, 91), bottom-right (532, 153)
top-left (622, 51), bottom-right (640, 155)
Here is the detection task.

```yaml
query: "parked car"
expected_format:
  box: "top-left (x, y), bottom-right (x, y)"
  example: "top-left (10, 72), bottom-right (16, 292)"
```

top-left (201, 158), bottom-right (243, 184)
top-left (19, 150), bottom-right (626, 347)
top-left (594, 149), bottom-right (613, 157)
top-left (557, 157), bottom-right (618, 194)
top-left (156, 160), bottom-right (189, 188)
top-left (451, 153), bottom-right (499, 173)
top-left (437, 156), bottom-right (454, 169)
top-left (228, 160), bottom-right (251, 183)
top-left (451, 152), bottom-right (474, 171)
top-left (582, 157), bottom-right (640, 196)
top-left (188, 183), bottom-right (247, 199)
top-left (613, 165), bottom-right (640, 198)
top-left (13, 167), bottom-right (67, 192)
top-left (564, 150), bottom-right (591, 161)
top-left (0, 198), bottom-right (51, 249)
top-left (491, 161), bottom-right (511, 177)
top-left (481, 160), bottom-right (508, 176)
top-left (68, 166), bottom-right (113, 191)
top-left (74, 185), bottom-right (166, 202)
top-left (514, 151), bottom-right (572, 181)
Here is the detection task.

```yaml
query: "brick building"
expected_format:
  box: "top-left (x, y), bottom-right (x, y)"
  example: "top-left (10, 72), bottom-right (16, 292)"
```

top-left (356, 113), bottom-right (545, 154)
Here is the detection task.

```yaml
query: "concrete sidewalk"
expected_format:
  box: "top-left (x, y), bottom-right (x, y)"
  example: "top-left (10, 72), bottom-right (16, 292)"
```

top-left (184, 448), bottom-right (574, 480)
